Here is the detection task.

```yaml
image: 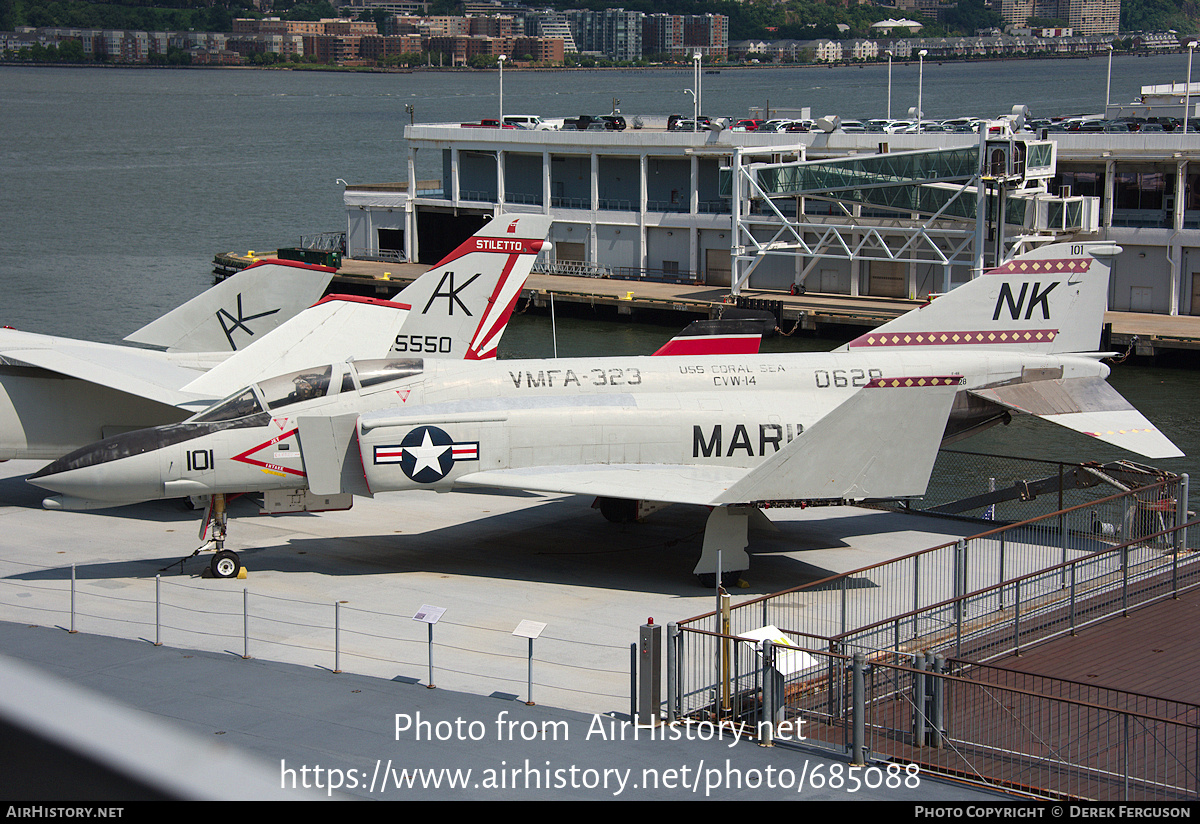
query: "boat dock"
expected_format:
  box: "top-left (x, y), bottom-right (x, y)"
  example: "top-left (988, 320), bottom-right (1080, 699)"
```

top-left (216, 251), bottom-right (1200, 356)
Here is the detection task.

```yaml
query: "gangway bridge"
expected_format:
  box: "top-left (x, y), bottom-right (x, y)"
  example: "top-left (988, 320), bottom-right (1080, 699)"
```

top-left (725, 127), bottom-right (1098, 296)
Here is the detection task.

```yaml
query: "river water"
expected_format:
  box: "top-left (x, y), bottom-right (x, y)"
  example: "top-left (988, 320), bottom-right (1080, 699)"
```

top-left (1, 57), bottom-right (1198, 488)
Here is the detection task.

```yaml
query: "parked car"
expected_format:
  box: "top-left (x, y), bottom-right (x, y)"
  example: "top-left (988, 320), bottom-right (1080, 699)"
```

top-left (735, 119), bottom-right (765, 131)
top-left (503, 115), bottom-right (554, 130)
top-left (564, 114), bottom-right (625, 131)
top-left (668, 115), bottom-right (712, 131)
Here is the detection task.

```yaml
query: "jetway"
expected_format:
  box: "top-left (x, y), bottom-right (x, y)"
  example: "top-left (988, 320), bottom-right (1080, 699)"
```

top-left (726, 129), bottom-right (1097, 296)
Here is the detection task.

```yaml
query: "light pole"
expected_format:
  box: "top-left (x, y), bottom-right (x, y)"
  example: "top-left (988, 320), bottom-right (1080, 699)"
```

top-left (1104, 43), bottom-right (1113, 114)
top-left (917, 49), bottom-right (928, 133)
top-left (694, 53), bottom-right (702, 130)
top-left (498, 54), bottom-right (507, 125)
top-left (886, 50), bottom-right (893, 120)
top-left (1186, 42), bottom-right (1195, 135)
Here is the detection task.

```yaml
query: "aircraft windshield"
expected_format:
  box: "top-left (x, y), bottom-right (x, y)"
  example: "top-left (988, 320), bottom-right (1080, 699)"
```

top-left (353, 358), bottom-right (423, 389)
top-left (191, 388), bottom-right (264, 423)
top-left (258, 365), bottom-right (333, 411)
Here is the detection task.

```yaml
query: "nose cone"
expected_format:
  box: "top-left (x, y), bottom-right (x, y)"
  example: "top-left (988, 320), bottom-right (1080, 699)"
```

top-left (28, 433), bottom-right (166, 507)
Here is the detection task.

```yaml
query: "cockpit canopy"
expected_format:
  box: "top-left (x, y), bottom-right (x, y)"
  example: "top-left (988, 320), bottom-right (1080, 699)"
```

top-left (190, 358), bottom-right (423, 424)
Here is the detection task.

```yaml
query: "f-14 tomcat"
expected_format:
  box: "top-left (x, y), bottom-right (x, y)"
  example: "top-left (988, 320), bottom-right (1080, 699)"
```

top-left (29, 242), bottom-right (1183, 581)
top-left (0, 214), bottom-right (551, 460)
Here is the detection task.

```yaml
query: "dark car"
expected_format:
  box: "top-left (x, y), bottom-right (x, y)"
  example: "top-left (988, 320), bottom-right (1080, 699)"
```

top-left (565, 114), bottom-right (625, 131)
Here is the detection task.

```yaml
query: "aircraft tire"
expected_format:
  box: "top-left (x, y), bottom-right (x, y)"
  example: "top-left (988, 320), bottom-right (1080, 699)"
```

top-left (211, 550), bottom-right (242, 579)
top-left (696, 571), bottom-right (741, 589)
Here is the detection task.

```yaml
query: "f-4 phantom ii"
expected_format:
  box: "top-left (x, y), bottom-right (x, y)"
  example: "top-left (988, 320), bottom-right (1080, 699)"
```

top-left (30, 242), bottom-right (1183, 582)
top-left (0, 214), bottom-right (551, 461)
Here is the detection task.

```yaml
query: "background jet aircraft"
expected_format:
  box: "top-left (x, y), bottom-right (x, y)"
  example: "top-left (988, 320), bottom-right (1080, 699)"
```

top-left (29, 243), bottom-right (1182, 581)
top-left (0, 214), bottom-right (552, 460)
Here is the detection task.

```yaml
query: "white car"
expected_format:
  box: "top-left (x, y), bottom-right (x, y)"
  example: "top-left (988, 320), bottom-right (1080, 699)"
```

top-left (502, 115), bottom-right (555, 130)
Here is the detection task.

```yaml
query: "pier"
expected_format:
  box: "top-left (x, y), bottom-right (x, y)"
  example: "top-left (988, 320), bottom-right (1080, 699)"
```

top-left (214, 250), bottom-right (1200, 356)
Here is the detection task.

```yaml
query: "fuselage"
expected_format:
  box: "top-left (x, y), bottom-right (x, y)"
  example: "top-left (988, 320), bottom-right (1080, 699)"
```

top-left (28, 347), bottom-right (1111, 507)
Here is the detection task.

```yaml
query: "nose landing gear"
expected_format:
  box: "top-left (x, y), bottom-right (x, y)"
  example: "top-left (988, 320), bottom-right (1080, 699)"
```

top-left (202, 493), bottom-right (244, 579)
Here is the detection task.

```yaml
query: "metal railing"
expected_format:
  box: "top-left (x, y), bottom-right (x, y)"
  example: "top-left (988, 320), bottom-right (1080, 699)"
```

top-left (835, 516), bottom-right (1200, 663)
top-left (668, 625), bottom-right (1198, 800)
top-left (669, 483), bottom-right (1200, 799)
top-left (300, 231), bottom-right (346, 252)
top-left (910, 449), bottom-right (1186, 522)
top-left (349, 248), bottom-right (407, 263)
top-left (681, 473), bottom-right (1189, 647)
top-left (532, 259), bottom-right (613, 278)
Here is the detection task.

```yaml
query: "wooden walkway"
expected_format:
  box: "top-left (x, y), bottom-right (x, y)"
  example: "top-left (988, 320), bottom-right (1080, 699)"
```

top-left (989, 588), bottom-right (1200, 705)
top-left (778, 581), bottom-right (1200, 800)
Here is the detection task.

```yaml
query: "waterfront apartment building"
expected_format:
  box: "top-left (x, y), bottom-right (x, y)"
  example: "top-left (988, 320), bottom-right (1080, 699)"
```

top-left (1000, 0), bottom-right (1120, 36)
top-left (566, 8), bottom-right (643, 61)
top-left (643, 13), bottom-right (729, 61)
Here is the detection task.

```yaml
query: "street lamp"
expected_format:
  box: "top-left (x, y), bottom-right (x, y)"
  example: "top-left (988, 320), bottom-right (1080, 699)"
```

top-left (693, 53), bottom-right (702, 130)
top-left (498, 54), bottom-right (507, 125)
top-left (917, 49), bottom-right (928, 133)
top-left (1186, 42), bottom-right (1196, 135)
top-left (1104, 43), bottom-right (1113, 114)
top-left (886, 50), bottom-right (893, 120)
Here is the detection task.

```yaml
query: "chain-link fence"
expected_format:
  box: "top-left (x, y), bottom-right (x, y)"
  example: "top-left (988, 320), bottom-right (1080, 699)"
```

top-left (0, 558), bottom-right (631, 713)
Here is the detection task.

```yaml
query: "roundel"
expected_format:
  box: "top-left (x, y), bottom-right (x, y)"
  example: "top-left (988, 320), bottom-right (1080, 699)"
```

top-left (399, 425), bottom-right (457, 484)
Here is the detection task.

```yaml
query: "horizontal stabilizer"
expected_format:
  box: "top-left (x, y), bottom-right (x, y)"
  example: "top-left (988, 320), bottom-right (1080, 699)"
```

top-left (125, 261), bottom-right (334, 353)
top-left (969, 378), bottom-right (1184, 459)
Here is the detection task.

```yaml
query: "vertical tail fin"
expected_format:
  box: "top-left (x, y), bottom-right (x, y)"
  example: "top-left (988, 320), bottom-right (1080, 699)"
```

top-left (177, 215), bottom-right (552, 396)
top-left (124, 261), bottom-right (335, 353)
top-left (836, 242), bottom-right (1119, 356)
top-left (390, 214), bottom-right (552, 360)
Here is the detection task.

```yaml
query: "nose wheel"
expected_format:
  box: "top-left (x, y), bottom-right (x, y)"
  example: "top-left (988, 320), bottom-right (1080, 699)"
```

top-left (210, 549), bottom-right (242, 579)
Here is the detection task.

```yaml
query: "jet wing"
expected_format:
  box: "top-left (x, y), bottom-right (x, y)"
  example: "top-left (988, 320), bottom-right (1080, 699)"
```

top-left (451, 377), bottom-right (962, 506)
top-left (968, 377), bottom-right (1184, 460)
top-left (0, 340), bottom-right (208, 408)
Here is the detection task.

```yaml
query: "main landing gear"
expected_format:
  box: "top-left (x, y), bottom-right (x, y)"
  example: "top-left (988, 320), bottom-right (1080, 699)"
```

top-left (594, 497), bottom-right (771, 587)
